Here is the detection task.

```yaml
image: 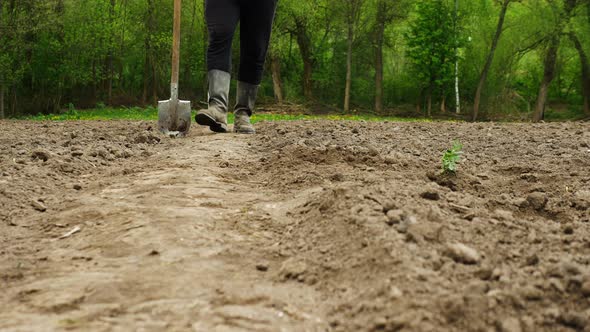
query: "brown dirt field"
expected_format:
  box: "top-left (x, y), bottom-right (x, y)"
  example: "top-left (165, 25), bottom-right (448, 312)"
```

top-left (1, 120), bottom-right (590, 332)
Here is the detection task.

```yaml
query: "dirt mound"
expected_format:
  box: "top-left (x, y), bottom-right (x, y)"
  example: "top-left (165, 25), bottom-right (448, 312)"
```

top-left (248, 120), bottom-right (590, 331)
top-left (1, 119), bottom-right (589, 331)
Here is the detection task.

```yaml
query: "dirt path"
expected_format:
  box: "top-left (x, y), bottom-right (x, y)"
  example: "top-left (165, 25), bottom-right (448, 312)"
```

top-left (1, 120), bottom-right (590, 332)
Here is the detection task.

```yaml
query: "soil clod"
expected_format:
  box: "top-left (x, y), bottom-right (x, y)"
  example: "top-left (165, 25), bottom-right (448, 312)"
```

top-left (444, 243), bottom-right (481, 264)
top-left (31, 200), bottom-right (47, 212)
top-left (420, 189), bottom-right (441, 201)
top-left (256, 263), bottom-right (269, 272)
top-left (527, 192), bottom-right (548, 211)
top-left (31, 150), bottom-right (50, 162)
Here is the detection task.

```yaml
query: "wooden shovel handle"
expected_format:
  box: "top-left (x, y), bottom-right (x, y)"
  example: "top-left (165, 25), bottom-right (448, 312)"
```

top-left (171, 0), bottom-right (181, 100)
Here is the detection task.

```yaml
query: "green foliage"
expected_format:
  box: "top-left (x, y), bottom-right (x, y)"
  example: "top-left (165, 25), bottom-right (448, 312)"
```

top-left (441, 141), bottom-right (463, 174)
top-left (406, 1), bottom-right (458, 86)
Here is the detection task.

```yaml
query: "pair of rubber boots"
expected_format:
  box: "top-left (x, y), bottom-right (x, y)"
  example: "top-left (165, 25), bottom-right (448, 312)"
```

top-left (196, 70), bottom-right (257, 134)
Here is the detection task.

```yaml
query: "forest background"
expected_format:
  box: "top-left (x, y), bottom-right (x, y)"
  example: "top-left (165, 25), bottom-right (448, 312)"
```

top-left (0, 0), bottom-right (589, 121)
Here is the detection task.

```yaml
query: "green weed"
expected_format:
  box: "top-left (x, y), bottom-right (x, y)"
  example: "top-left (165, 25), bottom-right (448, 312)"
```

top-left (442, 141), bottom-right (463, 174)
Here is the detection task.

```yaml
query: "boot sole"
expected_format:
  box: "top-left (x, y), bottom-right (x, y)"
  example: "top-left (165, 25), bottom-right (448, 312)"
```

top-left (196, 113), bottom-right (228, 133)
top-left (234, 127), bottom-right (256, 134)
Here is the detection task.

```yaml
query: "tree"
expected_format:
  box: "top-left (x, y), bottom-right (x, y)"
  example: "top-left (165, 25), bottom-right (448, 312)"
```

top-left (372, 0), bottom-right (400, 114)
top-left (270, 49), bottom-right (284, 104)
top-left (453, 0), bottom-right (460, 114)
top-left (472, 0), bottom-right (516, 121)
top-left (569, 33), bottom-right (590, 117)
top-left (533, 34), bottom-right (560, 122)
top-left (0, 0), bottom-right (5, 119)
top-left (406, 0), bottom-right (461, 116)
top-left (532, 0), bottom-right (578, 122)
top-left (143, 0), bottom-right (158, 105)
top-left (342, 0), bottom-right (364, 112)
top-left (280, 0), bottom-right (332, 102)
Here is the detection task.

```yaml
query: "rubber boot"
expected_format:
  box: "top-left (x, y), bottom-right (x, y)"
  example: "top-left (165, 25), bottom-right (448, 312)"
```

top-left (233, 81), bottom-right (258, 134)
top-left (196, 70), bottom-right (231, 133)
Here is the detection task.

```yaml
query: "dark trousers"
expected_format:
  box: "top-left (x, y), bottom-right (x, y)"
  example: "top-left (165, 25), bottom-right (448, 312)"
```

top-left (205, 0), bottom-right (277, 85)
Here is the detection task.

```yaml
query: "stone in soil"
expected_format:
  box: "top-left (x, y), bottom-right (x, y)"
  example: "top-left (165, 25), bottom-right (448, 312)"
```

top-left (279, 258), bottom-right (308, 281)
top-left (524, 254), bottom-right (540, 266)
top-left (31, 200), bottom-right (47, 212)
top-left (420, 189), bottom-right (441, 201)
top-left (444, 243), bottom-right (481, 265)
top-left (256, 263), bottom-right (269, 272)
top-left (557, 312), bottom-right (587, 330)
top-left (573, 190), bottom-right (590, 210)
top-left (385, 209), bottom-right (406, 225)
top-left (581, 278), bottom-right (590, 297)
top-left (520, 286), bottom-right (544, 301)
top-left (496, 317), bottom-right (522, 332)
top-left (31, 150), bottom-right (50, 162)
top-left (527, 192), bottom-right (548, 211)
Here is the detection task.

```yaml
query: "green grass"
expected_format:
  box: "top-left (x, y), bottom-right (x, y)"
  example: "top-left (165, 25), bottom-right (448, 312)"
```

top-left (22, 107), bottom-right (160, 121)
top-left (20, 107), bottom-right (432, 123)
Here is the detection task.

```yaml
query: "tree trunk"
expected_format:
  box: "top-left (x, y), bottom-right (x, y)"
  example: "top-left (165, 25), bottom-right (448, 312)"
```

top-left (185, 0), bottom-right (197, 97)
top-left (533, 35), bottom-right (560, 122)
top-left (106, 0), bottom-right (115, 105)
top-left (152, 59), bottom-right (158, 105)
top-left (532, 0), bottom-right (576, 122)
top-left (0, 1), bottom-right (3, 119)
top-left (202, 9), bottom-right (208, 101)
top-left (454, 0), bottom-right (460, 114)
top-left (416, 88), bottom-right (424, 115)
top-left (119, 0), bottom-right (127, 90)
top-left (143, 0), bottom-right (156, 105)
top-left (11, 86), bottom-right (16, 117)
top-left (142, 49), bottom-right (149, 104)
top-left (54, 0), bottom-right (65, 112)
top-left (454, 57), bottom-right (460, 114)
top-left (270, 54), bottom-right (284, 103)
top-left (427, 84), bottom-right (433, 117)
top-left (374, 23), bottom-right (384, 114)
top-left (294, 18), bottom-right (313, 100)
top-left (92, 60), bottom-right (97, 102)
top-left (473, 0), bottom-right (511, 121)
top-left (374, 0), bottom-right (390, 115)
top-left (302, 60), bottom-right (313, 101)
top-left (344, 18), bottom-right (353, 112)
top-left (569, 32), bottom-right (590, 117)
top-left (0, 84), bottom-right (5, 119)
top-left (440, 94), bottom-right (446, 113)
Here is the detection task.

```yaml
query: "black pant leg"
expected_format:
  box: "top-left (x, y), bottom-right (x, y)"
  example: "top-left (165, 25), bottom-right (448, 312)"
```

top-left (238, 0), bottom-right (277, 85)
top-left (205, 0), bottom-right (240, 73)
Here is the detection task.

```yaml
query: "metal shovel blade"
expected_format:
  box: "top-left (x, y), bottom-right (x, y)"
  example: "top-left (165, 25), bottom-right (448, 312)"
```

top-left (158, 99), bottom-right (191, 137)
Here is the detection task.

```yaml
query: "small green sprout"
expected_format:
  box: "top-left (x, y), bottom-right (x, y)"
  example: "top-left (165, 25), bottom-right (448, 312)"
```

top-left (442, 141), bottom-right (463, 174)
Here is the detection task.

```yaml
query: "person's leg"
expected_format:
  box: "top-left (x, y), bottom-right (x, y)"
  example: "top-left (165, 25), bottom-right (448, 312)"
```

top-left (196, 0), bottom-right (240, 133)
top-left (233, 0), bottom-right (277, 134)
top-left (238, 0), bottom-right (277, 85)
top-left (205, 0), bottom-right (240, 74)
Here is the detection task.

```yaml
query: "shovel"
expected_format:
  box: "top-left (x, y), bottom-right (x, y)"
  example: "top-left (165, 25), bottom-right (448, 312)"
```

top-left (158, 0), bottom-right (191, 137)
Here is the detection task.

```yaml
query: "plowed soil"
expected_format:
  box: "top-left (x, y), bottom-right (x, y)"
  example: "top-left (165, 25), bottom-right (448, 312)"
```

top-left (1, 120), bottom-right (590, 332)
